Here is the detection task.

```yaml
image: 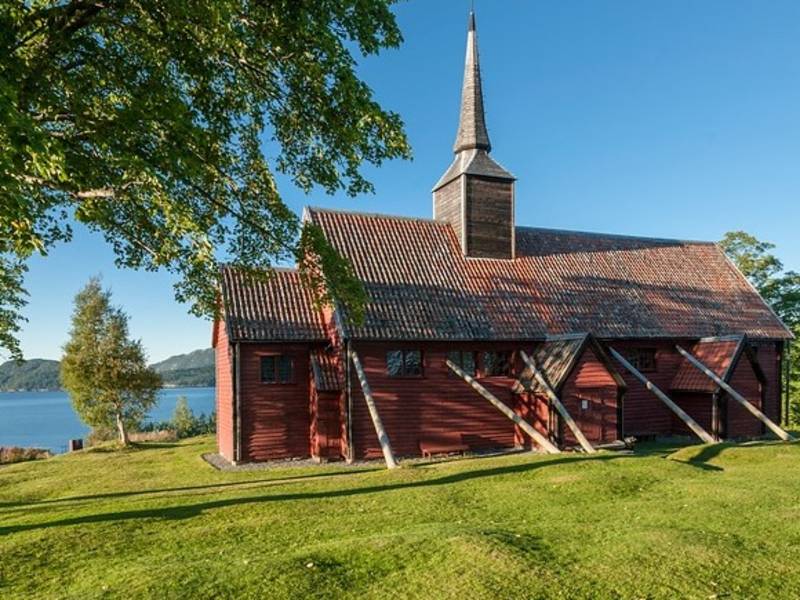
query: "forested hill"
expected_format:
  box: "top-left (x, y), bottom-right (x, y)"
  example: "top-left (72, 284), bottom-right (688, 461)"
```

top-left (0, 349), bottom-right (215, 391)
top-left (0, 359), bottom-right (61, 391)
top-left (151, 349), bottom-right (215, 387)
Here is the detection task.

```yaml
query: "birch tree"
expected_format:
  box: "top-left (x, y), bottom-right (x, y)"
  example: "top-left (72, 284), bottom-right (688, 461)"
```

top-left (61, 278), bottom-right (161, 445)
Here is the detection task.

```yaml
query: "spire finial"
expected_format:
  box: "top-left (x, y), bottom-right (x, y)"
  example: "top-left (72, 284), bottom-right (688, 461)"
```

top-left (454, 7), bottom-right (491, 153)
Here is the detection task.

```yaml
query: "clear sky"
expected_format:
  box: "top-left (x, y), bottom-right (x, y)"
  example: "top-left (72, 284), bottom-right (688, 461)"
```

top-left (13, 0), bottom-right (800, 363)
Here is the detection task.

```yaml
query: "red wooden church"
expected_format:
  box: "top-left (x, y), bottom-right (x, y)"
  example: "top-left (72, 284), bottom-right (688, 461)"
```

top-left (213, 13), bottom-right (793, 465)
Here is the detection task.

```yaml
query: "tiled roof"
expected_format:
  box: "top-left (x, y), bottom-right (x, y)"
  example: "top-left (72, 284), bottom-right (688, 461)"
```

top-left (670, 337), bottom-right (743, 393)
top-left (527, 336), bottom-right (586, 393)
top-left (311, 349), bottom-right (342, 392)
top-left (220, 266), bottom-right (327, 342)
top-left (307, 208), bottom-right (792, 342)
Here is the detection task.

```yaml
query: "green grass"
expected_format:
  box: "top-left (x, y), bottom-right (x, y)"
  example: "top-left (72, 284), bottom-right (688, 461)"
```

top-left (2, 437), bottom-right (800, 599)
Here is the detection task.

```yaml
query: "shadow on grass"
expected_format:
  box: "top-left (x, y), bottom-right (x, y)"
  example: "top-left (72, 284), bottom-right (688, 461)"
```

top-left (0, 454), bottom-right (630, 535)
top-left (0, 468), bottom-right (381, 510)
top-left (665, 438), bottom-right (794, 472)
top-left (666, 443), bottom-right (727, 472)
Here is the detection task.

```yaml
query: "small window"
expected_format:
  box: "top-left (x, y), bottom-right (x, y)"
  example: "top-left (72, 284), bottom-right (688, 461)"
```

top-left (627, 348), bottom-right (657, 373)
top-left (260, 354), bottom-right (294, 384)
top-left (386, 350), bottom-right (423, 377)
top-left (482, 351), bottom-right (513, 377)
top-left (447, 350), bottom-right (477, 377)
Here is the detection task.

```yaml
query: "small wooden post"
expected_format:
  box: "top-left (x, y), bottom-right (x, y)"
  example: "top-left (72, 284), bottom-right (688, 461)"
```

top-left (349, 350), bottom-right (398, 469)
top-left (608, 347), bottom-right (715, 444)
top-left (519, 350), bottom-right (596, 454)
top-left (446, 359), bottom-right (560, 454)
top-left (675, 345), bottom-right (794, 442)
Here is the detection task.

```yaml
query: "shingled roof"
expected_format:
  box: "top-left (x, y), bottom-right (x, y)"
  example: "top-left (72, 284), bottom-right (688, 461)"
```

top-left (311, 349), bottom-right (342, 392)
top-left (306, 208), bottom-right (792, 342)
top-left (670, 336), bottom-right (766, 393)
top-left (525, 335), bottom-right (587, 394)
top-left (220, 266), bottom-right (327, 342)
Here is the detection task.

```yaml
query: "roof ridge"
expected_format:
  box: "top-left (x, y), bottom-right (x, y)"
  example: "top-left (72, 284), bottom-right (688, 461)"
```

top-left (306, 206), bottom-right (443, 225)
top-left (516, 225), bottom-right (717, 246)
top-left (221, 264), bottom-right (299, 274)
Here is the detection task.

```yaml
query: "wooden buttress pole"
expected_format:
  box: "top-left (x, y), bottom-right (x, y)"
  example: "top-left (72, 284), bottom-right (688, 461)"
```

top-left (675, 345), bottom-right (794, 442)
top-left (519, 351), bottom-right (596, 454)
top-left (446, 360), bottom-right (560, 454)
top-left (608, 347), bottom-right (715, 444)
top-left (349, 350), bottom-right (399, 469)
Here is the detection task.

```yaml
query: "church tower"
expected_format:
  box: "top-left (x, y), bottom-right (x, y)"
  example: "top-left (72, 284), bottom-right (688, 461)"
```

top-left (433, 11), bottom-right (516, 260)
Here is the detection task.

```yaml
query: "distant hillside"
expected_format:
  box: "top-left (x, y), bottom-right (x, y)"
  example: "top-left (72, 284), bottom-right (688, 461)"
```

top-left (151, 349), bottom-right (215, 388)
top-left (0, 359), bottom-right (61, 391)
top-left (0, 349), bottom-right (215, 392)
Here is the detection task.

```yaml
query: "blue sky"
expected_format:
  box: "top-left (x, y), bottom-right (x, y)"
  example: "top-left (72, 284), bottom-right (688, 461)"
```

top-left (14, 0), bottom-right (800, 363)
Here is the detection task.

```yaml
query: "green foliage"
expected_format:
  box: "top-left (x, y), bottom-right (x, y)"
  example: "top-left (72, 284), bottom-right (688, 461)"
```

top-left (720, 231), bottom-right (800, 423)
top-left (2, 439), bottom-right (800, 598)
top-left (0, 0), bottom-right (410, 359)
top-left (172, 397), bottom-right (194, 438)
top-left (139, 400), bottom-right (215, 439)
top-left (297, 221), bottom-right (369, 324)
top-left (60, 277), bottom-right (162, 445)
top-left (0, 358), bottom-right (60, 390)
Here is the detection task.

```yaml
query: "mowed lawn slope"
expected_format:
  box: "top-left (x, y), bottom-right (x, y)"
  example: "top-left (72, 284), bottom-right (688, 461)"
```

top-left (2, 438), bottom-right (800, 599)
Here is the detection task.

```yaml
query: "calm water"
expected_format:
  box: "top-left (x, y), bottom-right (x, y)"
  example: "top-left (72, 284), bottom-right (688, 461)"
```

top-left (0, 387), bottom-right (215, 453)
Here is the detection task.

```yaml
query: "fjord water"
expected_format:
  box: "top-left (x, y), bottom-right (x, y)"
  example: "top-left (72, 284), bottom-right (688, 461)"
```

top-left (0, 387), bottom-right (215, 453)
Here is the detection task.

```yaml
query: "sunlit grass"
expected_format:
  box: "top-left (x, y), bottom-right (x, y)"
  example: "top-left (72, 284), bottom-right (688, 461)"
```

top-left (1, 436), bottom-right (799, 598)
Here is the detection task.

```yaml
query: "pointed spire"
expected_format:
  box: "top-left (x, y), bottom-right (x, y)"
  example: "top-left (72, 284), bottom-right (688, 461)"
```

top-left (454, 10), bottom-right (491, 153)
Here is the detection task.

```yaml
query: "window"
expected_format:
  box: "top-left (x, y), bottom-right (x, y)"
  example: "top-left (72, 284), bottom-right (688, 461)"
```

top-left (482, 351), bottom-right (513, 377)
top-left (627, 348), bottom-right (657, 372)
top-left (386, 350), bottom-right (423, 377)
top-left (260, 354), bottom-right (294, 384)
top-left (447, 350), bottom-right (477, 377)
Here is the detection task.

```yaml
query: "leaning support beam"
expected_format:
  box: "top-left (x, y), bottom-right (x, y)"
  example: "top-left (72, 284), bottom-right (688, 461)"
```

top-left (349, 350), bottom-right (399, 469)
top-left (608, 347), bottom-right (716, 444)
top-left (446, 359), bottom-right (560, 454)
top-left (675, 345), bottom-right (794, 442)
top-left (519, 350), bottom-right (597, 454)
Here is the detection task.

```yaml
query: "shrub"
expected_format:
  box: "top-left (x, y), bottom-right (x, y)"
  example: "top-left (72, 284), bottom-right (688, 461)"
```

top-left (136, 398), bottom-right (215, 440)
top-left (129, 430), bottom-right (178, 443)
top-left (0, 447), bottom-right (52, 464)
top-left (87, 426), bottom-right (119, 447)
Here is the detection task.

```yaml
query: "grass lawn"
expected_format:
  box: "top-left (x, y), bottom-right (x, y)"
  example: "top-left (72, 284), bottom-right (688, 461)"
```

top-left (2, 437), bottom-right (800, 599)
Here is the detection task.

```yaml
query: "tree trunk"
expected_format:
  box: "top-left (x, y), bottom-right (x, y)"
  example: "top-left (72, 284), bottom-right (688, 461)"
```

top-left (116, 412), bottom-right (129, 446)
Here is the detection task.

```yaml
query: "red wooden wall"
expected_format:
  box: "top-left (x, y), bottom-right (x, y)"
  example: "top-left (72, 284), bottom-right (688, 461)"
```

top-left (608, 340), bottom-right (681, 437)
top-left (348, 342), bottom-right (521, 459)
top-left (239, 343), bottom-right (311, 462)
top-left (310, 388), bottom-right (343, 461)
top-left (725, 356), bottom-right (763, 438)
top-left (751, 342), bottom-right (781, 423)
top-left (221, 337), bottom-right (782, 463)
top-left (514, 393), bottom-right (549, 449)
top-left (560, 347), bottom-right (620, 445)
top-left (213, 320), bottom-right (234, 462)
top-left (671, 393), bottom-right (714, 437)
